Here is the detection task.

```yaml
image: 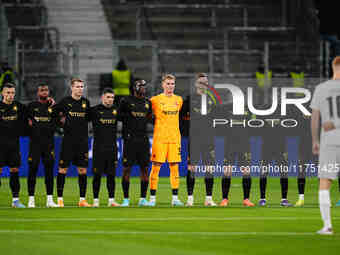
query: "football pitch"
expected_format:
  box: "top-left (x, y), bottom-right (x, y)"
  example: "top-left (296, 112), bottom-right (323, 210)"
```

top-left (0, 177), bottom-right (339, 254)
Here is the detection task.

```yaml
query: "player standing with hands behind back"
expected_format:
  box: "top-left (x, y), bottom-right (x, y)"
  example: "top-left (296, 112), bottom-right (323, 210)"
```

top-left (0, 83), bottom-right (27, 208)
top-left (311, 56), bottom-right (340, 235)
top-left (147, 74), bottom-right (183, 206)
top-left (54, 78), bottom-right (91, 207)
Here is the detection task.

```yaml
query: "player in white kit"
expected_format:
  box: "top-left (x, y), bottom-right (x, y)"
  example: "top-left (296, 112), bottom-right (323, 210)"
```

top-left (311, 56), bottom-right (340, 235)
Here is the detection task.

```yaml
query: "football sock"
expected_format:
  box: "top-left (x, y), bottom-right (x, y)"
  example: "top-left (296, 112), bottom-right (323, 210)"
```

top-left (260, 177), bottom-right (267, 199)
top-left (243, 176), bottom-right (252, 200)
top-left (45, 166), bottom-right (54, 196)
top-left (205, 176), bottom-right (214, 196)
top-left (57, 173), bottom-right (66, 197)
top-left (107, 174), bottom-right (115, 199)
top-left (93, 173), bottom-right (101, 199)
top-left (150, 164), bottom-right (161, 190)
top-left (78, 174), bottom-right (87, 198)
top-left (10, 172), bottom-right (20, 198)
top-left (122, 179), bottom-right (130, 198)
top-left (141, 180), bottom-right (148, 198)
top-left (280, 177), bottom-right (288, 199)
top-left (298, 178), bottom-right (306, 195)
top-left (186, 170), bottom-right (195, 196)
top-left (170, 164), bottom-right (180, 190)
top-left (222, 177), bottom-right (231, 199)
top-left (319, 189), bottom-right (332, 229)
top-left (27, 166), bottom-right (37, 196)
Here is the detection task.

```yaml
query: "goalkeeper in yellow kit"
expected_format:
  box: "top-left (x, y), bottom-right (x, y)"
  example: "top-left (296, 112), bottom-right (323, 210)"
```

top-left (147, 74), bottom-right (184, 206)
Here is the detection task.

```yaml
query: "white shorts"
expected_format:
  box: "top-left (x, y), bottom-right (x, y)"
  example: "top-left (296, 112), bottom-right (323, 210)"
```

top-left (319, 144), bottom-right (340, 180)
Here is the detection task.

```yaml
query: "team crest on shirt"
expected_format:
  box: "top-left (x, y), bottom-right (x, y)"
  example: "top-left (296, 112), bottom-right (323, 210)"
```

top-left (48, 107), bottom-right (52, 113)
top-left (13, 105), bottom-right (17, 111)
top-left (112, 110), bottom-right (117, 115)
top-left (82, 102), bottom-right (86, 109)
top-left (145, 103), bottom-right (149, 109)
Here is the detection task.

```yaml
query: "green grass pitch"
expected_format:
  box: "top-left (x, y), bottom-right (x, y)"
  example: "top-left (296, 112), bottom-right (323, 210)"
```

top-left (0, 176), bottom-right (339, 254)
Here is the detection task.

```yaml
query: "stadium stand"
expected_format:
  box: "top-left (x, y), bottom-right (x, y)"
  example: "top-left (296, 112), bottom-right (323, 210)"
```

top-left (0, 0), bottom-right (327, 100)
top-left (0, 0), bottom-right (71, 101)
top-left (44, 0), bottom-right (113, 105)
top-left (101, 0), bottom-right (323, 96)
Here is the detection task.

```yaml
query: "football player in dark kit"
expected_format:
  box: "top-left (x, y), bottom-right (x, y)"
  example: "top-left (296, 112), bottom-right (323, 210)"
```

top-left (256, 103), bottom-right (292, 207)
top-left (0, 83), bottom-right (27, 208)
top-left (119, 79), bottom-right (152, 207)
top-left (90, 88), bottom-right (120, 207)
top-left (220, 104), bottom-right (255, 207)
top-left (26, 84), bottom-right (58, 208)
top-left (183, 73), bottom-right (217, 206)
top-left (286, 100), bottom-right (317, 207)
top-left (54, 78), bottom-right (91, 207)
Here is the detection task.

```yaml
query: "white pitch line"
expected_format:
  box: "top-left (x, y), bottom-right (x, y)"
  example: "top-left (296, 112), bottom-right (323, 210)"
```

top-left (0, 230), bottom-right (326, 236)
top-left (0, 205), bottom-right (324, 209)
top-left (0, 217), bottom-right (339, 222)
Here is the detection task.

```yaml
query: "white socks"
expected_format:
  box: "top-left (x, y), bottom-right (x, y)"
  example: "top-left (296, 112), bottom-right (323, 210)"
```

top-left (150, 195), bottom-right (156, 202)
top-left (172, 195), bottom-right (178, 201)
top-left (206, 196), bottom-right (212, 202)
top-left (319, 190), bottom-right (332, 229)
top-left (299, 194), bottom-right (304, 200)
top-left (47, 195), bottom-right (53, 203)
top-left (187, 195), bottom-right (193, 203)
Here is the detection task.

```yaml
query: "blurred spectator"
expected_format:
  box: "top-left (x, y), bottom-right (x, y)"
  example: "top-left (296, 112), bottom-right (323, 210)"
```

top-left (290, 61), bottom-right (305, 89)
top-left (0, 62), bottom-right (15, 92)
top-left (255, 64), bottom-right (272, 105)
top-left (112, 59), bottom-right (133, 104)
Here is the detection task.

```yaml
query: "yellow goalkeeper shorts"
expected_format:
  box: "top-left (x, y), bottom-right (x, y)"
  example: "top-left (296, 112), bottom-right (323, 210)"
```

top-left (151, 142), bottom-right (181, 163)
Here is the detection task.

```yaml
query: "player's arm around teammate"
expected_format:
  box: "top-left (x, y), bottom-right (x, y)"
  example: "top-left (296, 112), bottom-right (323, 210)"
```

top-left (26, 84), bottom-right (58, 208)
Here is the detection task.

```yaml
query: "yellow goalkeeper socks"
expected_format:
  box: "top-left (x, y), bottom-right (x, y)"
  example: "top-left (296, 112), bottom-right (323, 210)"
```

top-left (150, 164), bottom-right (161, 190)
top-left (170, 164), bottom-right (180, 190)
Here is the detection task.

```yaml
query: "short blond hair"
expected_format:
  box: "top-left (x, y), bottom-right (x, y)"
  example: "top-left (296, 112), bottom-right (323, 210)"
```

top-left (196, 73), bottom-right (208, 79)
top-left (332, 56), bottom-right (340, 71)
top-left (71, 78), bottom-right (84, 86)
top-left (161, 74), bottom-right (176, 82)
